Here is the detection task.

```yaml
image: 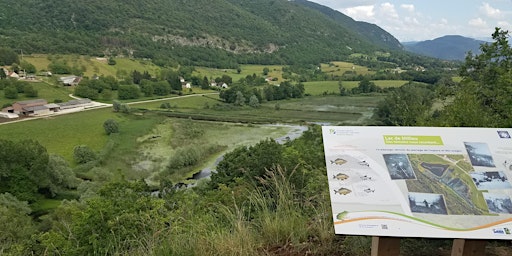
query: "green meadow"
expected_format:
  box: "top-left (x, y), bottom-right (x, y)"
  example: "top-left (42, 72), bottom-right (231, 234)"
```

top-left (24, 55), bottom-right (291, 86)
top-left (0, 81), bottom-right (74, 105)
top-left (303, 80), bottom-right (408, 95)
top-left (193, 64), bottom-right (284, 82)
top-left (24, 55), bottom-right (161, 78)
top-left (0, 108), bottom-right (118, 161)
top-left (320, 61), bottom-right (374, 76)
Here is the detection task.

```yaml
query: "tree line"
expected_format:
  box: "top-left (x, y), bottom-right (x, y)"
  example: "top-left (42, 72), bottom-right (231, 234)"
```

top-left (374, 28), bottom-right (512, 128)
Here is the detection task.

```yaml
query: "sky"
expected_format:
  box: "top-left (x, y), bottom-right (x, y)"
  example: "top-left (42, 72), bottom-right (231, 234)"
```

top-left (307, 0), bottom-right (512, 42)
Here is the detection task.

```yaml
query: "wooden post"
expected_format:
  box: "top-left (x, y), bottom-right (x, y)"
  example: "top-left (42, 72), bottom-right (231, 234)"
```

top-left (371, 236), bottom-right (401, 256)
top-left (451, 239), bottom-right (487, 256)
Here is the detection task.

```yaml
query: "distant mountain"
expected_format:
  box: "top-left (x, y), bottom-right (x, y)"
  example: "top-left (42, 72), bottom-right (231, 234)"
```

top-left (0, 0), bottom-right (404, 67)
top-left (404, 35), bottom-right (486, 61)
top-left (292, 0), bottom-right (403, 50)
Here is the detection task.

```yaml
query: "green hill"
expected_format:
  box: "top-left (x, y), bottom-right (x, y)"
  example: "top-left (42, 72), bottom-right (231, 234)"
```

top-left (292, 0), bottom-right (403, 50)
top-left (0, 0), bottom-right (402, 67)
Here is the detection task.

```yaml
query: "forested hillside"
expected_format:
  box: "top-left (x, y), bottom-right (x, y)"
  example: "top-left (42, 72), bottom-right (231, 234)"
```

top-left (0, 0), bottom-right (401, 67)
top-left (292, 0), bottom-right (403, 50)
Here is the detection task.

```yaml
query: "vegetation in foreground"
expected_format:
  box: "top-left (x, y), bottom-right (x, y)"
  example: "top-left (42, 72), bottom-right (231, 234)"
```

top-left (0, 29), bottom-right (511, 255)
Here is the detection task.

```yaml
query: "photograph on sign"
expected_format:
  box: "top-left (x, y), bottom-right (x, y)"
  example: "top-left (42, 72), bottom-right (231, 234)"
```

top-left (322, 126), bottom-right (512, 239)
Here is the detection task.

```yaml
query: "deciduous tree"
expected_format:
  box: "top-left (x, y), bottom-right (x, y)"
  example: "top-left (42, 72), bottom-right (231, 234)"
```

top-left (103, 119), bottom-right (119, 135)
top-left (375, 84), bottom-right (434, 126)
top-left (73, 145), bottom-right (97, 164)
top-left (0, 139), bottom-right (50, 202)
top-left (438, 28), bottom-right (512, 127)
top-left (4, 85), bottom-right (18, 99)
top-left (0, 193), bottom-right (36, 255)
top-left (0, 48), bottom-right (19, 66)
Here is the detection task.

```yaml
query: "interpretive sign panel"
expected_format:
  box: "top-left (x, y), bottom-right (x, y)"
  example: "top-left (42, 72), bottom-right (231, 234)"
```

top-left (322, 126), bottom-right (512, 239)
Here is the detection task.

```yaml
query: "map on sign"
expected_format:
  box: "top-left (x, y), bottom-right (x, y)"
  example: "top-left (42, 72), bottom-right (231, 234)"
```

top-left (322, 126), bottom-right (512, 239)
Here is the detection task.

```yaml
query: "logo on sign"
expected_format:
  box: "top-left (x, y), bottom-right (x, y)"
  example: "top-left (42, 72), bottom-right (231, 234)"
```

top-left (493, 228), bottom-right (506, 235)
top-left (497, 131), bottom-right (511, 139)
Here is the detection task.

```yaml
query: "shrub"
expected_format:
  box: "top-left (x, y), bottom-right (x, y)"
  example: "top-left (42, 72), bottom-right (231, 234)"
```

top-left (4, 85), bottom-right (18, 99)
top-left (103, 119), bottom-right (119, 135)
top-left (112, 100), bottom-right (121, 112)
top-left (73, 145), bottom-right (97, 164)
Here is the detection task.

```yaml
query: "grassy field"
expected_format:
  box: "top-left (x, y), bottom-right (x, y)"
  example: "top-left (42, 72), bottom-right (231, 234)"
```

top-left (0, 81), bottom-right (74, 106)
top-left (320, 61), bottom-right (373, 76)
top-left (193, 64), bottom-right (284, 83)
top-left (24, 54), bottom-right (162, 78)
top-left (303, 80), bottom-right (408, 95)
top-left (0, 108), bottom-right (118, 161)
top-left (24, 55), bottom-right (288, 83)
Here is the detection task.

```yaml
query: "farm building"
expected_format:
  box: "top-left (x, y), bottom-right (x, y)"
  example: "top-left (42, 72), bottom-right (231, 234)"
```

top-left (2, 99), bottom-right (47, 114)
top-left (59, 76), bottom-right (82, 86)
top-left (58, 99), bottom-right (93, 110)
top-left (1, 99), bottom-right (61, 116)
top-left (23, 105), bottom-right (51, 116)
top-left (0, 112), bottom-right (19, 119)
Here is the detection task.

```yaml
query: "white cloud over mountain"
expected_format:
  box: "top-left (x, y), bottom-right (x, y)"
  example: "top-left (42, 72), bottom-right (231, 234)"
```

top-left (307, 0), bottom-right (512, 41)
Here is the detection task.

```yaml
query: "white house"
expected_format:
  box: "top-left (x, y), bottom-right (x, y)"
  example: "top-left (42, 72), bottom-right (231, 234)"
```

top-left (8, 71), bottom-right (19, 79)
top-left (59, 76), bottom-right (82, 86)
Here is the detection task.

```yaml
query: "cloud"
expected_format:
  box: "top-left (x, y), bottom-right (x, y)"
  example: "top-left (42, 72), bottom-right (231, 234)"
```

top-left (480, 2), bottom-right (503, 19)
top-left (497, 21), bottom-right (510, 26)
top-left (379, 2), bottom-right (399, 19)
top-left (400, 4), bottom-right (415, 12)
top-left (403, 17), bottom-right (419, 26)
top-left (343, 5), bottom-right (376, 21)
top-left (497, 21), bottom-right (512, 30)
top-left (312, 0), bottom-right (508, 41)
top-left (469, 17), bottom-right (488, 28)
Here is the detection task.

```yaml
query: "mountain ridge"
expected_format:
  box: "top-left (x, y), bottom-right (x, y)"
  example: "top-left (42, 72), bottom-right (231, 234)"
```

top-left (404, 35), bottom-right (485, 61)
top-left (0, 0), bottom-right (403, 67)
top-left (291, 0), bottom-right (403, 50)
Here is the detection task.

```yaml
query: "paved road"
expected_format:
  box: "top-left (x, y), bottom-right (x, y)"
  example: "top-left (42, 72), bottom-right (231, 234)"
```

top-left (126, 92), bottom-right (218, 105)
top-left (0, 92), bottom-right (219, 126)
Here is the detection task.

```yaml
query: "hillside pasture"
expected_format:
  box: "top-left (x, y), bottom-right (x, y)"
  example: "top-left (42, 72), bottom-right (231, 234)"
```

top-left (321, 61), bottom-right (373, 76)
top-left (303, 80), bottom-right (408, 95)
top-left (24, 55), bottom-right (162, 78)
top-left (193, 64), bottom-right (284, 82)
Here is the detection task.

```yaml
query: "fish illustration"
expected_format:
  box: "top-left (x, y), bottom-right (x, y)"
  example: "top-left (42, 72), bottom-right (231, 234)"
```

top-left (333, 173), bottom-right (349, 181)
top-left (360, 175), bottom-right (372, 180)
top-left (330, 158), bottom-right (347, 165)
top-left (363, 188), bottom-right (375, 193)
top-left (358, 160), bottom-right (370, 167)
top-left (334, 187), bottom-right (352, 195)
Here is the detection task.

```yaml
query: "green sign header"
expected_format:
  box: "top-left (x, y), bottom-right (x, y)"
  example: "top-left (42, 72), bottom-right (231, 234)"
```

top-left (383, 135), bottom-right (444, 145)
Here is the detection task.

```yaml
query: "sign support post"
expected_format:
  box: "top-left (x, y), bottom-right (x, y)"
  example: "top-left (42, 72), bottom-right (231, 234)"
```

top-left (450, 239), bottom-right (486, 256)
top-left (371, 236), bottom-right (401, 256)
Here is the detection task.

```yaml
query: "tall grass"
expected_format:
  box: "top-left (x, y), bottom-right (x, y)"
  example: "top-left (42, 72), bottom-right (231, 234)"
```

top-left (250, 168), bottom-right (310, 247)
top-left (193, 167), bottom-right (340, 255)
